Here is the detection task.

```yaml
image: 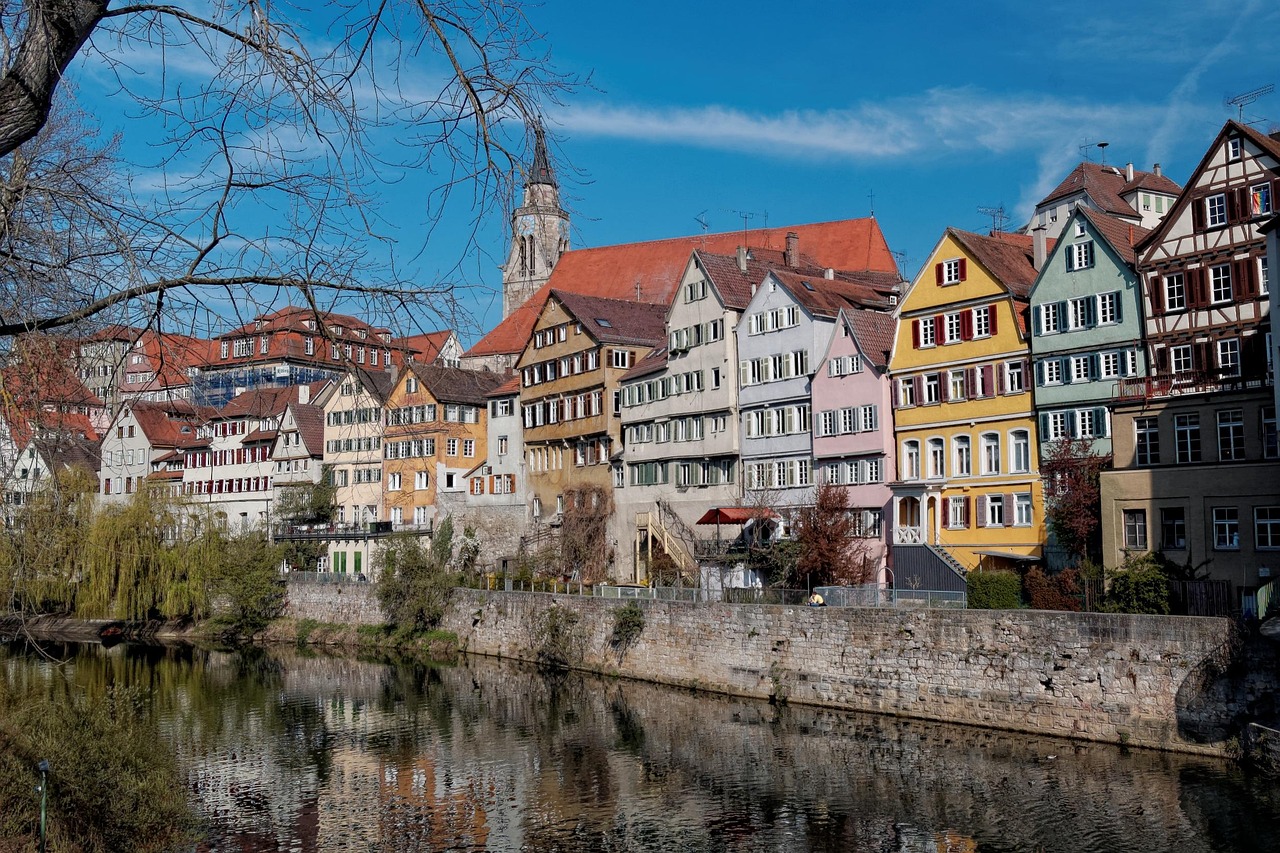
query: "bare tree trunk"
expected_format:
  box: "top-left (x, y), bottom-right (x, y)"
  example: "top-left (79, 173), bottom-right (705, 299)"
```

top-left (0, 0), bottom-right (107, 158)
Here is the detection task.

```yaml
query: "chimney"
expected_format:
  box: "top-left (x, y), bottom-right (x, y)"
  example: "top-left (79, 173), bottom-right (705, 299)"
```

top-left (785, 231), bottom-right (799, 268)
top-left (1153, 162), bottom-right (1162, 177)
top-left (1126, 162), bottom-right (1134, 182)
top-left (736, 245), bottom-right (748, 273)
top-left (1032, 225), bottom-right (1047, 271)
top-left (298, 384), bottom-right (310, 405)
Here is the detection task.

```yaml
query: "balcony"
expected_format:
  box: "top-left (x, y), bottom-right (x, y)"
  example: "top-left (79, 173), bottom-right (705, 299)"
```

top-left (893, 525), bottom-right (925, 545)
top-left (1115, 368), bottom-right (1272, 402)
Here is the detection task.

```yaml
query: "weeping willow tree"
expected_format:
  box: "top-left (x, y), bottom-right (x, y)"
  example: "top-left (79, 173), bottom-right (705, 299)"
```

top-left (0, 466), bottom-right (97, 614)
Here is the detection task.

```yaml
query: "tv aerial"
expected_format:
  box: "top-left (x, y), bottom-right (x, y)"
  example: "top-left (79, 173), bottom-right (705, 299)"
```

top-left (1079, 139), bottom-right (1109, 163)
top-left (1227, 83), bottom-right (1275, 123)
top-left (977, 204), bottom-right (1009, 233)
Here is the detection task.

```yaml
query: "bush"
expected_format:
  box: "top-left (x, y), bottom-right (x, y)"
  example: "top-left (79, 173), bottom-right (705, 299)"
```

top-left (1104, 552), bottom-right (1170, 615)
top-left (534, 605), bottom-right (584, 670)
top-left (376, 532), bottom-right (460, 633)
top-left (966, 571), bottom-right (1022, 609)
top-left (1024, 567), bottom-right (1082, 611)
top-left (207, 532), bottom-right (286, 637)
top-left (610, 602), bottom-right (645, 650)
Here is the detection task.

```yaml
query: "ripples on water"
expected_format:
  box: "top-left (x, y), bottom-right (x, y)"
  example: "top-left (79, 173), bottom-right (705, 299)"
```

top-left (5, 640), bottom-right (1280, 852)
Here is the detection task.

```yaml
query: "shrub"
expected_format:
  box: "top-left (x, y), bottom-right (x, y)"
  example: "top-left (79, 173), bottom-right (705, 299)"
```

top-left (610, 602), bottom-right (645, 650)
top-left (534, 605), bottom-right (584, 670)
top-left (1104, 552), bottom-right (1170, 615)
top-left (1024, 567), bottom-right (1082, 611)
top-left (966, 571), bottom-right (1022, 609)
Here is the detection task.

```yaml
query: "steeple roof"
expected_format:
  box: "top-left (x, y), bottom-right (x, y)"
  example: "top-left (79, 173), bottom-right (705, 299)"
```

top-left (528, 123), bottom-right (557, 189)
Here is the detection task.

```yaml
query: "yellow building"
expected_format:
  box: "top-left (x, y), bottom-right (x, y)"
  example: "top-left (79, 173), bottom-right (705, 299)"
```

top-left (383, 362), bottom-right (505, 532)
top-left (888, 229), bottom-right (1047, 578)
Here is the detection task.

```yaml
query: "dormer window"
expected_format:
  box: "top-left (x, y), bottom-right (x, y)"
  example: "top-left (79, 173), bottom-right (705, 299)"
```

top-left (1228, 138), bottom-right (1242, 161)
top-left (1074, 222), bottom-right (1086, 238)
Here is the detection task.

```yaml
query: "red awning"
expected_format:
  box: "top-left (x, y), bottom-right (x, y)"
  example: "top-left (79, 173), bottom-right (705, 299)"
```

top-left (695, 507), bottom-right (780, 525)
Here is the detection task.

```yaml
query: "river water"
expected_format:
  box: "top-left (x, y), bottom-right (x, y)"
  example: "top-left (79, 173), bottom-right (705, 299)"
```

top-left (4, 639), bottom-right (1280, 852)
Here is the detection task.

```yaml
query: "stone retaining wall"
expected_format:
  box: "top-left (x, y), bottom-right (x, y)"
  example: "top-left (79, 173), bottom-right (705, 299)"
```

top-left (284, 581), bottom-right (1279, 755)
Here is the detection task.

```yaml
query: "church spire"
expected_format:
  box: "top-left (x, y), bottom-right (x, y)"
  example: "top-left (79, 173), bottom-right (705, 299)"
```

top-left (528, 122), bottom-right (557, 189)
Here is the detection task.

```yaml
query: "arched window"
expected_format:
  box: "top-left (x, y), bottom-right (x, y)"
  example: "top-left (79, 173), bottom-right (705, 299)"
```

top-left (902, 440), bottom-right (921, 480)
top-left (953, 435), bottom-right (971, 477)
top-left (980, 433), bottom-right (1001, 475)
top-left (927, 438), bottom-right (945, 479)
top-left (1010, 429), bottom-right (1030, 473)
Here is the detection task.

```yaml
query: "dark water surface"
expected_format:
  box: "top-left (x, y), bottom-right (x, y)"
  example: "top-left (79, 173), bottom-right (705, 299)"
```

top-left (4, 640), bottom-right (1280, 852)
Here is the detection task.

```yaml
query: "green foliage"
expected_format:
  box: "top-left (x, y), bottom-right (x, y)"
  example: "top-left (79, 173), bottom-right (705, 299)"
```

top-left (534, 604), bottom-right (584, 670)
top-left (0, 467), bottom-right (97, 614)
top-left (749, 539), bottom-right (803, 589)
top-left (456, 525), bottom-right (481, 576)
top-left (0, 680), bottom-right (193, 852)
top-left (1023, 567), bottom-right (1082, 611)
top-left (376, 533), bottom-right (460, 632)
top-left (966, 571), bottom-right (1023, 609)
top-left (610, 602), bottom-right (645, 650)
top-left (273, 471), bottom-right (337, 526)
top-left (1104, 552), bottom-right (1170, 615)
top-left (206, 532), bottom-right (287, 638)
top-left (296, 618), bottom-right (320, 647)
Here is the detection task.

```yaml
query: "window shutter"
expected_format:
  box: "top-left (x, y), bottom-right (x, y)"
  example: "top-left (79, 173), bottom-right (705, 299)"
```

top-left (934, 316), bottom-right (943, 341)
top-left (1096, 407), bottom-right (1110, 438)
top-left (1194, 341), bottom-right (1212, 372)
top-left (1065, 249), bottom-right (1075, 273)
top-left (1005, 493), bottom-right (1016, 520)
top-left (958, 258), bottom-right (968, 281)
top-left (989, 307), bottom-right (998, 336)
top-left (1039, 412), bottom-right (1050, 440)
top-left (1085, 297), bottom-right (1097, 327)
top-left (1192, 196), bottom-right (1206, 231)
top-left (961, 310), bottom-right (974, 340)
top-left (1149, 277), bottom-right (1163, 315)
top-left (961, 497), bottom-right (971, 527)
top-left (939, 377), bottom-right (950, 403)
top-left (1113, 294), bottom-right (1123, 323)
top-left (997, 363), bottom-right (1007, 395)
top-left (935, 263), bottom-right (944, 285)
top-left (1238, 258), bottom-right (1257, 298)
top-left (1155, 346), bottom-right (1168, 373)
top-left (981, 365), bottom-right (995, 397)
top-left (1226, 189), bottom-right (1240, 223)
top-left (1032, 305), bottom-right (1042, 335)
top-left (965, 368), bottom-right (976, 399)
top-left (912, 319), bottom-right (921, 348)
top-left (1190, 268), bottom-right (1208, 307)
top-left (977, 495), bottom-right (987, 527)
top-left (913, 375), bottom-right (923, 403)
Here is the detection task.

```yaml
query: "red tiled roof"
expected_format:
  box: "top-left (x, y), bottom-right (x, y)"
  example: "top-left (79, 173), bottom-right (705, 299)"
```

top-left (219, 305), bottom-right (392, 342)
top-left (621, 346), bottom-right (670, 382)
top-left (1077, 208), bottom-right (1152, 266)
top-left (466, 217), bottom-right (896, 358)
top-left (289, 403), bottom-right (326, 455)
top-left (1037, 162), bottom-right (1182, 216)
top-left (396, 330), bottom-right (455, 362)
top-left (769, 270), bottom-right (897, 318)
top-left (550, 290), bottom-right (669, 347)
top-left (845, 309), bottom-right (895, 371)
top-left (130, 400), bottom-right (207, 448)
top-left (216, 386), bottom-right (298, 420)
top-left (949, 230), bottom-right (1053, 299)
top-left (485, 374), bottom-right (521, 398)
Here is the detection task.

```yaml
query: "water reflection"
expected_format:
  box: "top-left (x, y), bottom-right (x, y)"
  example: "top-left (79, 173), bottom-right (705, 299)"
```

top-left (4, 640), bottom-right (1279, 852)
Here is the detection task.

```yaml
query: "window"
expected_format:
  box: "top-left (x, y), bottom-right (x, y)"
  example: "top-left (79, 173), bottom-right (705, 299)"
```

top-left (1206, 193), bottom-right (1227, 228)
top-left (949, 370), bottom-right (967, 401)
top-left (1004, 361), bottom-right (1024, 393)
top-left (1262, 256), bottom-right (1271, 295)
top-left (918, 317), bottom-right (936, 347)
top-left (941, 258), bottom-right (964, 285)
top-left (1039, 302), bottom-right (1060, 334)
top-left (1097, 292), bottom-right (1119, 325)
top-left (1210, 264), bottom-right (1232, 303)
top-left (1174, 414), bottom-right (1201, 463)
top-left (1217, 409), bottom-right (1245, 461)
top-left (1014, 494), bottom-right (1033, 527)
top-left (972, 306), bottom-right (991, 338)
top-left (944, 313), bottom-right (963, 344)
top-left (1068, 241), bottom-right (1094, 271)
top-left (953, 436), bottom-right (971, 476)
top-left (1164, 273), bottom-right (1185, 311)
top-left (1264, 406), bottom-right (1278, 459)
top-left (902, 440), bottom-right (921, 480)
top-left (985, 494), bottom-right (1005, 527)
top-left (1099, 351), bottom-right (1121, 379)
top-left (1251, 183), bottom-right (1273, 216)
top-left (497, 435), bottom-right (509, 456)
top-left (611, 349), bottom-right (632, 369)
top-left (1217, 339), bottom-right (1240, 377)
top-left (1135, 417), bottom-right (1160, 466)
top-left (1123, 509), bottom-right (1148, 550)
top-left (1046, 411), bottom-right (1069, 441)
top-left (947, 496), bottom-right (968, 529)
top-left (1228, 138), bottom-right (1242, 160)
top-left (1171, 345), bottom-right (1193, 375)
top-left (463, 439), bottom-right (475, 458)
top-left (1010, 430), bottom-right (1030, 473)
top-left (1161, 508), bottom-right (1187, 550)
top-left (980, 433), bottom-right (1000, 475)
top-left (1070, 355), bottom-right (1091, 383)
top-left (446, 438), bottom-right (458, 456)
top-left (1213, 507), bottom-right (1239, 550)
top-left (1076, 408), bottom-right (1096, 438)
top-left (387, 472), bottom-right (402, 491)
top-left (1041, 359), bottom-right (1062, 385)
top-left (898, 378), bottom-right (916, 408)
top-left (1256, 507), bottom-right (1280, 549)
top-left (927, 438), bottom-right (945, 479)
top-left (923, 373), bottom-right (941, 405)
top-left (860, 405), bottom-right (878, 432)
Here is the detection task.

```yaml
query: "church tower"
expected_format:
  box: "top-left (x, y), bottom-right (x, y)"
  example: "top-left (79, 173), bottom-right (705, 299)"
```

top-left (502, 124), bottom-right (569, 319)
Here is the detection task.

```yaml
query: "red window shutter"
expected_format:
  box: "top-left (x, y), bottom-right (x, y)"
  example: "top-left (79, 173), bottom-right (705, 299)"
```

top-left (1226, 189), bottom-right (1240, 223)
top-left (961, 497), bottom-right (970, 528)
top-left (1155, 345), bottom-right (1169, 374)
top-left (976, 495), bottom-right (987, 527)
top-left (961, 310), bottom-right (973, 340)
top-left (997, 362), bottom-right (1007, 395)
top-left (1194, 341), bottom-right (1212, 372)
top-left (912, 319), bottom-right (921, 348)
top-left (958, 258), bottom-right (968, 281)
top-left (1238, 258), bottom-right (1257, 298)
top-left (934, 315), bottom-right (944, 341)
top-left (1149, 275), bottom-right (1164, 315)
top-left (913, 375), bottom-right (923, 402)
top-left (982, 365), bottom-right (995, 397)
top-left (935, 263), bottom-right (944, 285)
top-left (1189, 268), bottom-right (1207, 307)
top-left (1192, 197), bottom-right (1205, 231)
top-left (965, 368), bottom-right (976, 398)
top-left (989, 307), bottom-right (998, 336)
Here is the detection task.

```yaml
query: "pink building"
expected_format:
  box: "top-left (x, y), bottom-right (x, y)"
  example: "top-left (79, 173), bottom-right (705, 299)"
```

top-left (811, 308), bottom-right (898, 584)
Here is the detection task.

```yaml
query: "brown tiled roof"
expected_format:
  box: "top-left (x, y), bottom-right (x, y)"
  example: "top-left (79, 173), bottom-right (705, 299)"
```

top-left (1077, 208), bottom-right (1151, 266)
top-left (216, 386), bottom-right (297, 420)
top-left (130, 400), bottom-right (206, 448)
top-left (409, 362), bottom-right (508, 406)
top-left (949, 229), bottom-right (1051, 299)
top-left (466, 217), bottom-right (897, 358)
top-left (1037, 162), bottom-right (1182, 216)
top-left (243, 428), bottom-right (279, 444)
top-left (1236, 120), bottom-right (1280, 161)
top-left (219, 305), bottom-right (392, 343)
top-left (845, 309), bottom-right (896, 371)
top-left (621, 346), bottom-right (669, 382)
top-left (769, 270), bottom-right (896, 318)
top-left (551, 290), bottom-right (668, 347)
top-left (290, 403), bottom-right (326, 455)
top-left (485, 374), bottom-right (521, 398)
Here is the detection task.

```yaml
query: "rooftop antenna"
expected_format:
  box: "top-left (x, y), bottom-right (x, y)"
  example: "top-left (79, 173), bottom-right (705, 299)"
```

top-left (1227, 83), bottom-right (1275, 123)
top-left (1078, 138), bottom-right (1109, 162)
top-left (694, 211), bottom-right (709, 247)
top-left (977, 204), bottom-right (1009, 233)
top-left (1096, 141), bottom-right (1109, 165)
top-left (867, 188), bottom-right (875, 218)
top-left (730, 209), bottom-right (767, 245)
top-left (890, 249), bottom-right (907, 281)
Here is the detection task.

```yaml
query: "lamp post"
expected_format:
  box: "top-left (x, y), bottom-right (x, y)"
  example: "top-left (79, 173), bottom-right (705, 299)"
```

top-left (36, 759), bottom-right (49, 853)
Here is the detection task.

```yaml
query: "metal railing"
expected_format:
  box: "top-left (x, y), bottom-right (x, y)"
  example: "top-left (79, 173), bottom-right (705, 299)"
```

top-left (814, 585), bottom-right (967, 609)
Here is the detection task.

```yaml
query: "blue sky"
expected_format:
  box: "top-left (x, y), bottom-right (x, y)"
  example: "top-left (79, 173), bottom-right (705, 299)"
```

top-left (71, 0), bottom-right (1280, 347)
